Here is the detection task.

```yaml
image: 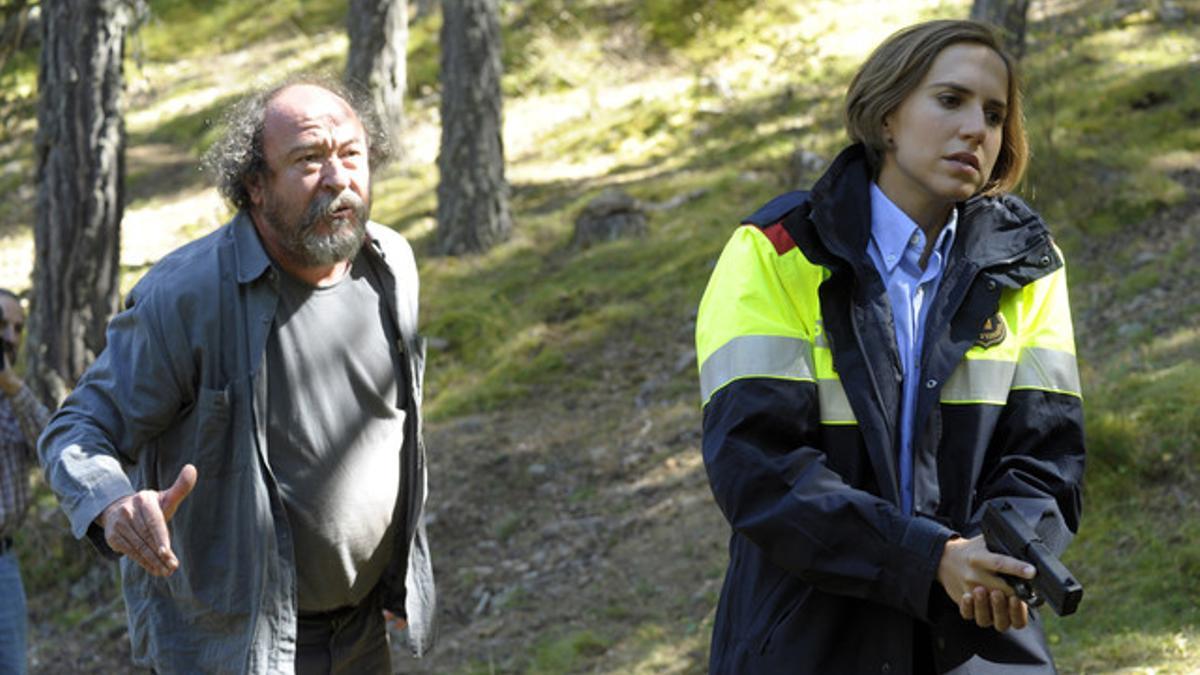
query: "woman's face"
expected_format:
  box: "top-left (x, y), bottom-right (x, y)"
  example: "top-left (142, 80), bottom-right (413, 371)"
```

top-left (877, 42), bottom-right (1008, 225)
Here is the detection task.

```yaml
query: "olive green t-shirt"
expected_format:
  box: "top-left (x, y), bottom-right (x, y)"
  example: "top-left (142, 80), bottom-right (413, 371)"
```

top-left (266, 254), bottom-right (405, 613)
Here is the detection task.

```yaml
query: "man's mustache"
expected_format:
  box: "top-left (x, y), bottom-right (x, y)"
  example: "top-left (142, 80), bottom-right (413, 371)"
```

top-left (302, 189), bottom-right (367, 230)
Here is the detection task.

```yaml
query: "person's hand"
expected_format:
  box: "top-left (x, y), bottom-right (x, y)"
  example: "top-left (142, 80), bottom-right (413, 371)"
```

top-left (97, 464), bottom-right (198, 577)
top-left (937, 534), bottom-right (1035, 632)
top-left (0, 365), bottom-right (20, 397)
top-left (384, 609), bottom-right (408, 633)
top-left (0, 347), bottom-right (21, 398)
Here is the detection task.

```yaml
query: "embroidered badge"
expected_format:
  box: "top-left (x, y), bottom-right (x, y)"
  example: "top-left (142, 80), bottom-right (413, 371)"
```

top-left (975, 312), bottom-right (1007, 349)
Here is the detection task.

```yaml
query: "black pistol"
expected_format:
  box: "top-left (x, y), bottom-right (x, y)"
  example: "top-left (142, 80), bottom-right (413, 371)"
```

top-left (980, 500), bottom-right (1083, 616)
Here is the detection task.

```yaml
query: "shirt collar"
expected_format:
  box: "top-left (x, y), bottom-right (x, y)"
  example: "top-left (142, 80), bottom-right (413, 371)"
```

top-left (231, 211), bottom-right (273, 284)
top-left (869, 182), bottom-right (958, 272)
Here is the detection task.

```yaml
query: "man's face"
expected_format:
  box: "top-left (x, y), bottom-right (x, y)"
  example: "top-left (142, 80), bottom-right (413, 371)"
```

top-left (248, 84), bottom-right (372, 267)
top-left (0, 295), bottom-right (24, 364)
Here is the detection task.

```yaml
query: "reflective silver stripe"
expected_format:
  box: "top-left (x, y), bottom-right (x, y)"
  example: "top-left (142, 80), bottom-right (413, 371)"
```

top-left (699, 335), bottom-right (814, 403)
top-left (1014, 346), bottom-right (1081, 396)
top-left (818, 378), bottom-right (856, 424)
top-left (941, 347), bottom-right (1081, 404)
top-left (941, 359), bottom-right (1016, 404)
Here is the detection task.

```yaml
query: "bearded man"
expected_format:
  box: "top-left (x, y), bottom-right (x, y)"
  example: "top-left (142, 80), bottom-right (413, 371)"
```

top-left (38, 79), bottom-right (435, 674)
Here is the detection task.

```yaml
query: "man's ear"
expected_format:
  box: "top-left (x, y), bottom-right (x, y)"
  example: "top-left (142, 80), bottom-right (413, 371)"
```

top-left (246, 173), bottom-right (265, 208)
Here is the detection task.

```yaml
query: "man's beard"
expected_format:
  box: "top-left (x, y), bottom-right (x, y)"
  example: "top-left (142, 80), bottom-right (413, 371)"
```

top-left (262, 188), bottom-right (370, 267)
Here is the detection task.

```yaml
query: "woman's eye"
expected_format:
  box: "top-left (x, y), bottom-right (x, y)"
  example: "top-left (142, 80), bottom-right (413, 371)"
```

top-left (985, 111), bottom-right (1005, 126)
top-left (938, 93), bottom-right (960, 107)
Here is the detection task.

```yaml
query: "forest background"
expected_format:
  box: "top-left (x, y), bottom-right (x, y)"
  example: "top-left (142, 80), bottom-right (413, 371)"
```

top-left (1, 0), bottom-right (1198, 672)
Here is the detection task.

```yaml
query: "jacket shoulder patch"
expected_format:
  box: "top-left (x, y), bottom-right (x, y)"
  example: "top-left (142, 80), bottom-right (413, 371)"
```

top-left (975, 312), bottom-right (1007, 349)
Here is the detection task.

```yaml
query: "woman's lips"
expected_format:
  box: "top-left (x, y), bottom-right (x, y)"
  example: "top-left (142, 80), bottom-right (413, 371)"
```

top-left (946, 153), bottom-right (980, 173)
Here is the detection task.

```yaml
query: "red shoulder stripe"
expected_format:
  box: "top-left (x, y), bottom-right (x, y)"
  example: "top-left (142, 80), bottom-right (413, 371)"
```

top-left (761, 221), bottom-right (797, 255)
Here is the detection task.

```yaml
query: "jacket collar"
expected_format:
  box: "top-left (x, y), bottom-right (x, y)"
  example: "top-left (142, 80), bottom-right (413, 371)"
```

top-left (803, 144), bottom-right (1057, 283)
top-left (231, 211), bottom-right (273, 285)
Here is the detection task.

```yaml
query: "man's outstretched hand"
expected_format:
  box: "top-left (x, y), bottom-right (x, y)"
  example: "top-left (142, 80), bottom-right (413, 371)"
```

top-left (98, 464), bottom-right (198, 577)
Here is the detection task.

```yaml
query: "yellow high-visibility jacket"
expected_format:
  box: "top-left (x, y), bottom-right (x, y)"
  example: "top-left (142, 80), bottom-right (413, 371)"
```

top-left (696, 145), bottom-right (1085, 674)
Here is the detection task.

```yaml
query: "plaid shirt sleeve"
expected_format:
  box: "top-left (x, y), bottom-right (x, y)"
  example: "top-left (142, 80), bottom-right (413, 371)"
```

top-left (0, 384), bottom-right (47, 537)
top-left (8, 384), bottom-right (50, 455)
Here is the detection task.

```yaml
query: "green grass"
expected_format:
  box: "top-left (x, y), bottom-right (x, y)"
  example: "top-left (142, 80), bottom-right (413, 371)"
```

top-left (140, 0), bottom-right (346, 61)
top-left (1046, 328), bottom-right (1200, 671)
top-left (525, 629), bottom-right (612, 674)
top-left (1022, 6), bottom-right (1200, 235)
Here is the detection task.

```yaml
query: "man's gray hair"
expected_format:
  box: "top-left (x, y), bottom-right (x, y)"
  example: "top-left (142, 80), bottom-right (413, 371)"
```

top-left (204, 74), bottom-right (392, 212)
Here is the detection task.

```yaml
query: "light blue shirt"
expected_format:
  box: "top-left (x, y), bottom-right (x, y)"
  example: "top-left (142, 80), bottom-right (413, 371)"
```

top-left (866, 183), bottom-right (958, 515)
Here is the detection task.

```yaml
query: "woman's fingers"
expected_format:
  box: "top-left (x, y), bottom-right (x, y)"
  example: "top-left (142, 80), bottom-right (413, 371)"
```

top-left (990, 590), bottom-right (1011, 631)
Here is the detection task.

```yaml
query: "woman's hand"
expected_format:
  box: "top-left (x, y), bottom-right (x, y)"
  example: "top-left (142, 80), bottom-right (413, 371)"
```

top-left (937, 534), bottom-right (1035, 632)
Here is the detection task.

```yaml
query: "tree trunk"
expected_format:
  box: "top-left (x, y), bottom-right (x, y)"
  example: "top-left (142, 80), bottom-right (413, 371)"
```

top-left (345, 0), bottom-right (406, 152)
top-left (26, 0), bottom-right (132, 405)
top-left (971, 0), bottom-right (1031, 59)
top-left (436, 0), bottom-right (512, 255)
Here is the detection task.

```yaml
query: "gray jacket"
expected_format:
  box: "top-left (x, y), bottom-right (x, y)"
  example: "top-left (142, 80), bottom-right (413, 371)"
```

top-left (38, 213), bottom-right (436, 673)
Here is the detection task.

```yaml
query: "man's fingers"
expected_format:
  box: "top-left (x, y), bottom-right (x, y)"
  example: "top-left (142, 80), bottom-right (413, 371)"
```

top-left (133, 495), bottom-right (179, 571)
top-left (383, 609), bottom-right (408, 631)
top-left (159, 464), bottom-right (198, 521)
top-left (103, 494), bottom-right (180, 576)
top-left (110, 524), bottom-right (171, 576)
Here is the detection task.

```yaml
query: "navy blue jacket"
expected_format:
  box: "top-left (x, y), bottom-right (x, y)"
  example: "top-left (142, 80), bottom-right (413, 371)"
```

top-left (697, 145), bottom-right (1085, 674)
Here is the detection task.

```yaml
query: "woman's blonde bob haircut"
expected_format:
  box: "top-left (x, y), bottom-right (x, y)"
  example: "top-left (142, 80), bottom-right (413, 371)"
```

top-left (844, 20), bottom-right (1028, 196)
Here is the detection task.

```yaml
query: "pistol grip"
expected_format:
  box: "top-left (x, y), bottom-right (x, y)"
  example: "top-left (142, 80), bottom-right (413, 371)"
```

top-left (999, 573), bottom-right (1043, 608)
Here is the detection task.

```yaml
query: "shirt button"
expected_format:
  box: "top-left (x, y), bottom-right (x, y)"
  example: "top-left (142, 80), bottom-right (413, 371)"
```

top-left (925, 379), bottom-right (938, 389)
top-left (910, 234), bottom-right (920, 246)
top-left (986, 280), bottom-right (997, 291)
top-left (882, 663), bottom-right (892, 674)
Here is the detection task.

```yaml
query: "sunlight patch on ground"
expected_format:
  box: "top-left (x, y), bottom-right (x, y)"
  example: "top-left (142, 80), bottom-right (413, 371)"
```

top-left (501, 75), bottom-right (694, 185)
top-left (126, 30), bottom-right (350, 134)
top-left (609, 628), bottom-right (705, 675)
top-left (0, 232), bottom-right (33, 294)
top-left (121, 188), bottom-right (227, 267)
top-left (794, 0), bottom-right (965, 60)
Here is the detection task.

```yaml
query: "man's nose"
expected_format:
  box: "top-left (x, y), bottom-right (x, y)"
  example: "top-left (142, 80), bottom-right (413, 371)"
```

top-left (320, 158), bottom-right (351, 192)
